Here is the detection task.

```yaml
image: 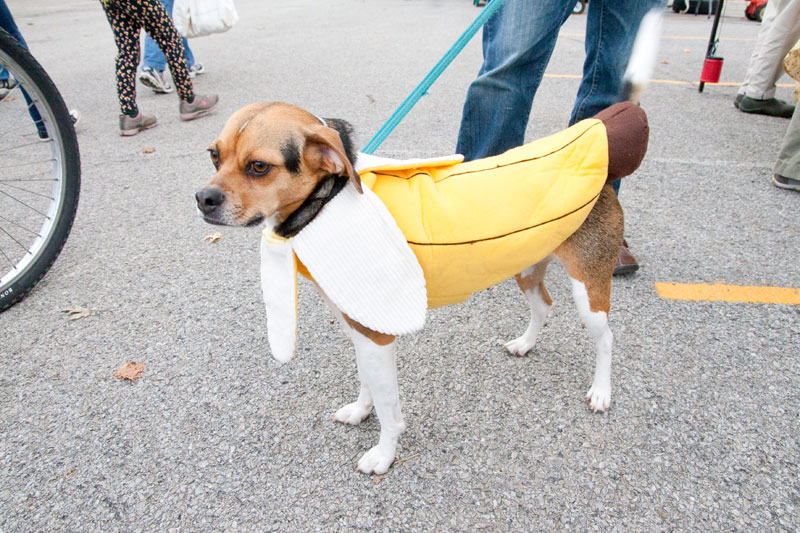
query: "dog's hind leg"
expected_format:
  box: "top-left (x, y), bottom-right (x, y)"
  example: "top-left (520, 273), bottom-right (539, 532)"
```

top-left (504, 257), bottom-right (554, 356)
top-left (555, 185), bottom-right (622, 412)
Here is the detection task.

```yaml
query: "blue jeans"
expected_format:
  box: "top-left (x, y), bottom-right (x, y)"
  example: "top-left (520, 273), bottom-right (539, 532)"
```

top-left (456, 0), bottom-right (664, 193)
top-left (0, 0), bottom-right (28, 80)
top-left (142, 0), bottom-right (194, 71)
top-left (0, 0), bottom-right (46, 136)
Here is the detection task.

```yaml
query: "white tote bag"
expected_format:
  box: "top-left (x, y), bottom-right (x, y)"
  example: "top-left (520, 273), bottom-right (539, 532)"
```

top-left (173, 0), bottom-right (239, 38)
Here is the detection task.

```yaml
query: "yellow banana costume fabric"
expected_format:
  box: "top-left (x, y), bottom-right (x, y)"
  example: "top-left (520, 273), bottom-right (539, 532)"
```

top-left (353, 118), bottom-right (610, 308)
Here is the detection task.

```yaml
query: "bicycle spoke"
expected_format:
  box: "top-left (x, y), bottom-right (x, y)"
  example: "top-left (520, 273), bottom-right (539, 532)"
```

top-left (0, 180), bottom-right (55, 200)
top-left (0, 212), bottom-right (41, 236)
top-left (0, 187), bottom-right (50, 217)
top-left (1, 161), bottom-right (57, 172)
top-left (0, 223), bottom-right (32, 256)
top-left (0, 143), bottom-right (54, 154)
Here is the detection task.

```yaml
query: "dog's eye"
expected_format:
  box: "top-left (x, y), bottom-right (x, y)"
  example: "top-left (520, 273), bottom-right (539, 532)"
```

top-left (208, 148), bottom-right (220, 169)
top-left (248, 161), bottom-right (272, 176)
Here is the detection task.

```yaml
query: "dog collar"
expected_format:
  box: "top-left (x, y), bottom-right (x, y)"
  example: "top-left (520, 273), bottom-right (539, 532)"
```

top-left (260, 182), bottom-right (427, 363)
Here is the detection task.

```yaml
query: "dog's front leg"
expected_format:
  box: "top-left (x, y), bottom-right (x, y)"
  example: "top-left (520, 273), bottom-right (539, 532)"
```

top-left (332, 348), bottom-right (374, 425)
top-left (348, 327), bottom-right (405, 475)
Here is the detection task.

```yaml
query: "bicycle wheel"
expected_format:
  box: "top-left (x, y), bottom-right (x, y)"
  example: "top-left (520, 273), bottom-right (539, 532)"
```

top-left (0, 28), bottom-right (80, 312)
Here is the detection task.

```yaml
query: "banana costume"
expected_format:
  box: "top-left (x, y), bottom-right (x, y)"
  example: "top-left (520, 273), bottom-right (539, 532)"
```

top-left (261, 102), bottom-right (648, 362)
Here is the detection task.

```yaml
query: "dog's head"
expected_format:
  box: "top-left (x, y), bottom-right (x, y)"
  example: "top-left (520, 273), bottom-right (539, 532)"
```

top-left (195, 102), bottom-right (360, 233)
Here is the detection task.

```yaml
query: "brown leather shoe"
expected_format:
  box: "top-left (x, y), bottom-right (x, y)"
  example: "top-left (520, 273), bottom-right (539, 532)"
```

top-left (614, 239), bottom-right (639, 276)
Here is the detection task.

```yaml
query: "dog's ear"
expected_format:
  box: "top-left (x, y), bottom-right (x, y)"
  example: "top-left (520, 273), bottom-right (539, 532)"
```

top-left (303, 125), bottom-right (362, 194)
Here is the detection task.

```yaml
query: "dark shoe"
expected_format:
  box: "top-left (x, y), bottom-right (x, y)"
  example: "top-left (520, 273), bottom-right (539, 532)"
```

top-left (734, 93), bottom-right (743, 109)
top-left (613, 239), bottom-right (639, 276)
top-left (179, 93), bottom-right (218, 121)
top-left (773, 173), bottom-right (800, 191)
top-left (738, 96), bottom-right (794, 118)
top-left (120, 112), bottom-right (157, 136)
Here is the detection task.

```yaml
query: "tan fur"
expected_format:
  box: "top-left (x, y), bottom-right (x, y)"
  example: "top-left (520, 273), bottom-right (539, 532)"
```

top-left (343, 314), bottom-right (396, 346)
top-left (201, 102), bottom-right (359, 226)
top-left (515, 260), bottom-right (553, 306)
top-left (553, 184), bottom-right (623, 314)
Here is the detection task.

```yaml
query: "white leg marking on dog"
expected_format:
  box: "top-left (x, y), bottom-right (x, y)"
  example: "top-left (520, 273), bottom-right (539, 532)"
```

top-left (505, 269), bottom-right (552, 356)
top-left (349, 329), bottom-right (405, 475)
top-left (319, 291), bottom-right (375, 425)
top-left (570, 277), bottom-right (612, 412)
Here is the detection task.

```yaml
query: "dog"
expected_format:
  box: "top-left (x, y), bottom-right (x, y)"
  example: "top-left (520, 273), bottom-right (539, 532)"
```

top-left (195, 11), bottom-right (660, 476)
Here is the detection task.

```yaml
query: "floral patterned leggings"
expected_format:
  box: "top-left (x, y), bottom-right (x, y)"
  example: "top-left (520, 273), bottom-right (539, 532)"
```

top-left (100, 0), bottom-right (194, 116)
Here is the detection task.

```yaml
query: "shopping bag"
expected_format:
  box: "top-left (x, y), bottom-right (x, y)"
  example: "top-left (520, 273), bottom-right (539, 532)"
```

top-left (173, 0), bottom-right (238, 38)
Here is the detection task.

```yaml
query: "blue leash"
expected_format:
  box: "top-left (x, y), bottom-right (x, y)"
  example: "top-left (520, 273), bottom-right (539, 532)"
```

top-left (361, 0), bottom-right (506, 155)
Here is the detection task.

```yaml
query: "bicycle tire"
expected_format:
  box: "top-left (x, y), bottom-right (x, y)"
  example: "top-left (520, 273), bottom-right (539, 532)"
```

top-left (0, 28), bottom-right (80, 312)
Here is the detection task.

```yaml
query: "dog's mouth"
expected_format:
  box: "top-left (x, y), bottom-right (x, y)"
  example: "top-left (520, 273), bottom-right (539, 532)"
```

top-left (202, 215), bottom-right (227, 226)
top-left (245, 213), bottom-right (265, 227)
top-left (201, 213), bottom-right (264, 227)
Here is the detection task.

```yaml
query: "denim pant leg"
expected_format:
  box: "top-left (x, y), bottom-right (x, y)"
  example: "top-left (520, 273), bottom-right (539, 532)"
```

top-left (570, 0), bottom-right (665, 194)
top-left (0, 0), bottom-right (45, 134)
top-left (456, 0), bottom-right (575, 161)
top-left (142, 0), bottom-right (194, 71)
top-left (569, 0), bottom-right (665, 125)
top-left (0, 0), bottom-right (29, 80)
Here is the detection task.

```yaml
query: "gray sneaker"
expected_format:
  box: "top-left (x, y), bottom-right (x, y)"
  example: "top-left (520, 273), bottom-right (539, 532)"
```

top-left (119, 112), bottom-right (157, 136)
top-left (773, 174), bottom-right (800, 191)
top-left (188, 63), bottom-right (205, 79)
top-left (179, 93), bottom-right (218, 121)
top-left (0, 77), bottom-right (18, 101)
top-left (139, 67), bottom-right (174, 94)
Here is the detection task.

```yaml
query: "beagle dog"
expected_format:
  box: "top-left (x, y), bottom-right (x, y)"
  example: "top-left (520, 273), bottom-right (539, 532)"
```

top-left (195, 99), bottom-right (649, 474)
top-left (194, 7), bottom-right (659, 475)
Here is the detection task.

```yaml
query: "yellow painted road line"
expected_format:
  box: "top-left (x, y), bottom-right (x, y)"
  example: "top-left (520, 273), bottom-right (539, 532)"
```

top-left (561, 33), bottom-right (757, 42)
top-left (655, 282), bottom-right (800, 305)
top-left (543, 74), bottom-right (794, 88)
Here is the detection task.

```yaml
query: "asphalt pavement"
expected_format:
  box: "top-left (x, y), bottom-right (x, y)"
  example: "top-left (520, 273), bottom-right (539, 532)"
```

top-left (1, 0), bottom-right (799, 530)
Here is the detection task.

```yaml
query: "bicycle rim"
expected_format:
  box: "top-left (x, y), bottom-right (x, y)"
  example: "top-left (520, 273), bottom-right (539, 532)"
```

top-left (0, 29), bottom-right (80, 310)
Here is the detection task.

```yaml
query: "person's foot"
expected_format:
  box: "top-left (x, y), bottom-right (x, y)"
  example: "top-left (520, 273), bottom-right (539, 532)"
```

top-left (613, 239), bottom-right (639, 276)
top-left (139, 67), bottom-right (174, 94)
top-left (119, 112), bottom-right (157, 136)
top-left (773, 173), bottom-right (800, 191)
top-left (188, 63), bottom-right (205, 79)
top-left (0, 76), bottom-right (18, 101)
top-left (179, 94), bottom-right (218, 121)
top-left (734, 93), bottom-right (743, 109)
top-left (738, 96), bottom-right (794, 118)
top-left (69, 109), bottom-right (81, 128)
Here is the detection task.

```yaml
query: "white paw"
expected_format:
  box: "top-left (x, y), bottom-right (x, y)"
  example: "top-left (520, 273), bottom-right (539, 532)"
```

top-left (585, 384), bottom-right (611, 412)
top-left (333, 401), bottom-right (373, 425)
top-left (504, 336), bottom-right (535, 356)
top-left (356, 445), bottom-right (395, 475)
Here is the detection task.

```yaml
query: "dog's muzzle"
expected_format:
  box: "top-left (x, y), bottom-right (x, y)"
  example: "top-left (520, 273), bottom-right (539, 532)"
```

top-left (195, 187), bottom-right (225, 218)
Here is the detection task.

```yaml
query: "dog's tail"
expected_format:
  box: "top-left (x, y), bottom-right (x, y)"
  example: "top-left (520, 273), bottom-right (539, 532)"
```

top-left (592, 9), bottom-right (662, 183)
top-left (619, 8), bottom-right (663, 105)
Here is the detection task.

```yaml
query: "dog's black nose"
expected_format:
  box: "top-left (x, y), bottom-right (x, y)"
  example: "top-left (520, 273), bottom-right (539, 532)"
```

top-left (195, 187), bottom-right (225, 214)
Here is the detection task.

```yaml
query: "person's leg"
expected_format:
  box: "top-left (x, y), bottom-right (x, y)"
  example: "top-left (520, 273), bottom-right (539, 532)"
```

top-left (0, 0), bottom-right (28, 48)
top-left (102, 1), bottom-right (144, 117)
top-left (137, 0), bottom-right (194, 102)
top-left (773, 103), bottom-right (800, 189)
top-left (738, 0), bottom-right (781, 97)
top-left (142, 0), bottom-right (193, 70)
top-left (569, 0), bottom-right (665, 125)
top-left (741, 0), bottom-right (800, 100)
top-left (0, 0), bottom-right (28, 82)
top-left (456, 0), bottom-right (574, 161)
top-left (571, 0), bottom-right (664, 272)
